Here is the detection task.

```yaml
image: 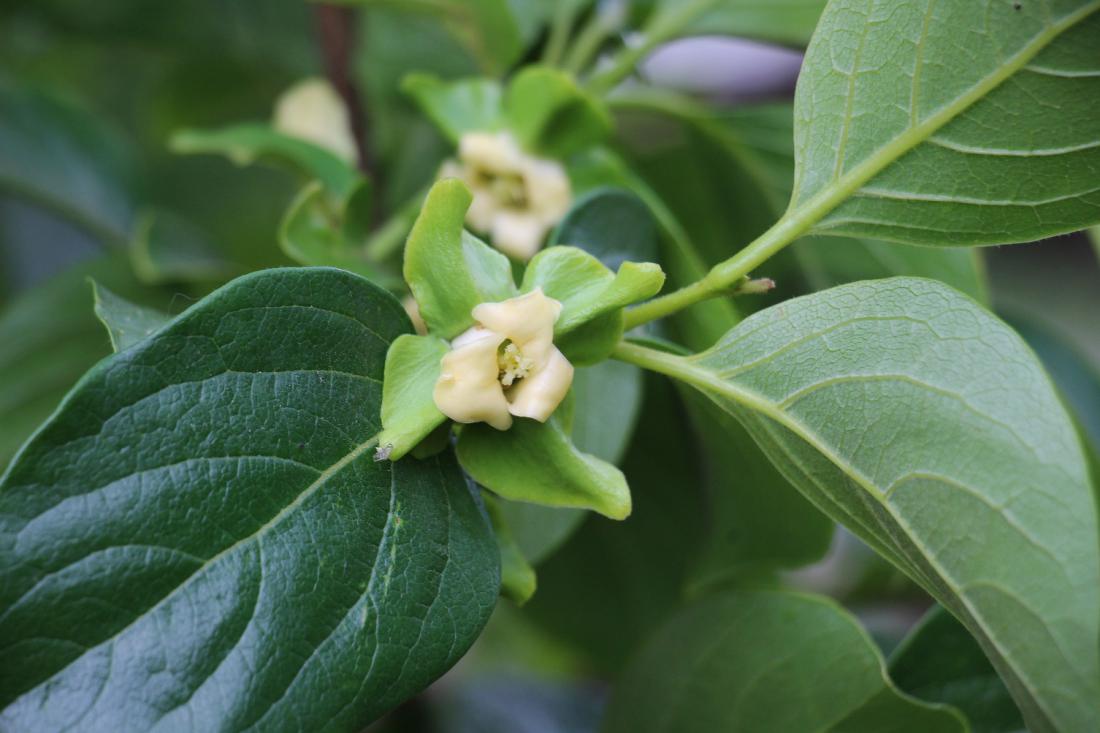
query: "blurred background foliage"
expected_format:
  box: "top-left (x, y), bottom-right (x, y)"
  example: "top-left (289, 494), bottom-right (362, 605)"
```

top-left (1, 1), bottom-right (1097, 731)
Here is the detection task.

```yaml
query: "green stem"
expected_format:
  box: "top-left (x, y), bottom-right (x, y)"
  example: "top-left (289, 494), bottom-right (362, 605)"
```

top-left (562, 6), bottom-right (617, 75)
top-left (541, 2), bottom-right (578, 67)
top-left (623, 211), bottom-right (808, 330)
top-left (586, 0), bottom-right (714, 95)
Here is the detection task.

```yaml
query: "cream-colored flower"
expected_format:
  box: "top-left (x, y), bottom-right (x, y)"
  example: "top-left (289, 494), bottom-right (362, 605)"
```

top-left (273, 78), bottom-right (358, 165)
top-left (434, 289), bottom-right (574, 430)
top-left (439, 131), bottom-right (571, 261)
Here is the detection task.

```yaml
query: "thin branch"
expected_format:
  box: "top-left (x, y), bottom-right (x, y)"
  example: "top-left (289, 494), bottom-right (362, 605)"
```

top-left (313, 4), bottom-right (374, 180)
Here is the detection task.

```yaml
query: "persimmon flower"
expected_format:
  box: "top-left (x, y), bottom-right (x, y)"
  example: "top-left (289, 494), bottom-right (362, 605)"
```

top-left (274, 78), bottom-right (358, 165)
top-left (439, 131), bottom-right (571, 261)
top-left (434, 289), bottom-right (574, 431)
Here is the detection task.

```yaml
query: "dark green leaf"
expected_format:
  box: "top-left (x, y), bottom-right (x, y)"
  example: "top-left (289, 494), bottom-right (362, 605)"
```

top-left (890, 605), bottom-right (1025, 733)
top-left (485, 495), bottom-right (538, 605)
top-left (603, 590), bottom-right (966, 732)
top-left (0, 267), bottom-right (500, 730)
top-left (550, 187), bottom-right (660, 270)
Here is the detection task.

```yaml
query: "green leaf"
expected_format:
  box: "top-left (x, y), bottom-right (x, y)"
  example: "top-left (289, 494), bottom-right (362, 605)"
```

top-left (792, 1), bottom-right (1100, 246)
top-left (340, 0), bottom-right (522, 75)
top-left (0, 80), bottom-right (134, 244)
top-left (130, 210), bottom-right (235, 286)
top-left (676, 0), bottom-right (828, 46)
top-left (890, 605), bottom-right (1025, 733)
top-left (603, 590), bottom-right (967, 732)
top-left (485, 495), bottom-right (538, 605)
top-left (522, 375), bottom-right (706, 674)
top-left (504, 66), bottom-right (611, 158)
top-left (91, 282), bottom-right (171, 352)
top-left (616, 278), bottom-right (1100, 733)
top-left (0, 267), bottom-right (500, 730)
top-left (684, 392), bottom-right (833, 589)
top-left (550, 187), bottom-right (660, 269)
top-left (378, 334), bottom-right (450, 461)
top-left (612, 94), bottom-right (988, 303)
top-left (457, 412), bottom-right (631, 520)
top-left (0, 253), bottom-right (147, 469)
top-left (521, 245), bottom-right (664, 358)
top-left (280, 182), bottom-right (399, 288)
top-left (171, 123), bottom-right (361, 199)
top-left (404, 179), bottom-right (517, 339)
top-left (402, 74), bottom-right (504, 143)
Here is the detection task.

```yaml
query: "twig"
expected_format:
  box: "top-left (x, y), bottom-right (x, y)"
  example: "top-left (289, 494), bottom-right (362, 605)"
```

top-left (313, 4), bottom-right (374, 180)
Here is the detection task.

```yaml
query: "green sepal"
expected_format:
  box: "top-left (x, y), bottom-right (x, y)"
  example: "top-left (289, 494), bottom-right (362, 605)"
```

top-left (403, 179), bottom-right (517, 338)
top-left (456, 413), bottom-right (632, 520)
top-left (485, 494), bottom-right (538, 605)
top-left (402, 74), bottom-right (504, 144)
top-left (280, 181), bottom-right (400, 289)
top-left (171, 123), bottom-right (360, 199)
top-left (504, 66), bottom-right (612, 158)
top-left (90, 281), bottom-right (171, 353)
top-left (521, 245), bottom-right (663, 363)
top-left (378, 334), bottom-right (450, 461)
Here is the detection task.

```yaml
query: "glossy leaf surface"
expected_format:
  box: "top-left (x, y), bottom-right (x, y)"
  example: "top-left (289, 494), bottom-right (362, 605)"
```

top-left (0, 268), bottom-right (500, 731)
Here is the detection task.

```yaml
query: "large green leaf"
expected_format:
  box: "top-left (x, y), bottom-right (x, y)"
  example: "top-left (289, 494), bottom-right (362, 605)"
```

top-left (890, 605), bottom-right (1025, 733)
top-left (603, 590), bottom-right (966, 732)
top-left (0, 268), bottom-right (500, 731)
top-left (615, 277), bottom-right (1100, 732)
top-left (791, 1), bottom-right (1100, 246)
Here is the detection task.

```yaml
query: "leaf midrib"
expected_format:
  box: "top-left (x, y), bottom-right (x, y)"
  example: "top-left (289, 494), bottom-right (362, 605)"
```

top-left (784, 1), bottom-right (1100, 241)
top-left (613, 342), bottom-right (1070, 731)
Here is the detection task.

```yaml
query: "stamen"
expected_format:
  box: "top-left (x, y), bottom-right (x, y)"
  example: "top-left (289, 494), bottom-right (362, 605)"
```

top-left (497, 341), bottom-right (534, 387)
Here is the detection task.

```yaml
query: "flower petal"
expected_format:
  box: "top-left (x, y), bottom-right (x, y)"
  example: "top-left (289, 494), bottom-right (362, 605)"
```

top-left (472, 288), bottom-right (561, 366)
top-left (434, 327), bottom-right (512, 430)
top-left (507, 346), bottom-right (574, 422)
top-left (491, 211), bottom-right (546, 261)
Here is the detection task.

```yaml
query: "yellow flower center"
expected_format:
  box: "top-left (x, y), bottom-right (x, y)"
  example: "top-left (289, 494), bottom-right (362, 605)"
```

top-left (497, 341), bottom-right (534, 387)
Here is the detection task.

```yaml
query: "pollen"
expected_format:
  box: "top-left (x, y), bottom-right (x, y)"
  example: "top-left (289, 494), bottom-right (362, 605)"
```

top-left (497, 341), bottom-right (534, 387)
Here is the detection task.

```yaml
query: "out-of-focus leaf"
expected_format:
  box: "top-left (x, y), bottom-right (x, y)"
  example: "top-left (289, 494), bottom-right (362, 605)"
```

top-left (339, 0), bottom-right (522, 75)
top-left (603, 591), bottom-right (966, 732)
top-left (402, 75), bottom-right (503, 144)
top-left (486, 496), bottom-right (538, 605)
top-left (522, 377), bottom-right (705, 674)
top-left (505, 66), bottom-right (611, 158)
top-left (171, 123), bottom-right (361, 199)
top-left (634, 0), bottom-right (827, 47)
top-left (0, 252), bottom-right (153, 469)
top-left (618, 277), bottom-right (1100, 733)
top-left (550, 187), bottom-right (660, 269)
top-left (0, 80), bottom-right (133, 244)
top-left (890, 605), bottom-right (1025, 733)
top-left (792, 3), bottom-right (1100, 246)
top-left (0, 268), bottom-right (500, 731)
top-left (612, 94), bottom-right (988, 303)
top-left (279, 181), bottom-right (399, 288)
top-left (130, 210), bottom-right (235, 285)
top-left (91, 282), bottom-right (170, 352)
